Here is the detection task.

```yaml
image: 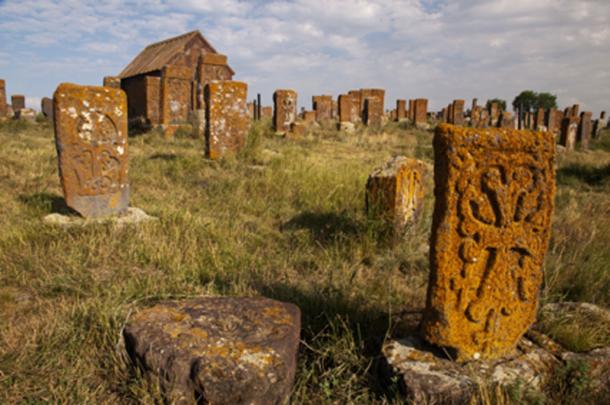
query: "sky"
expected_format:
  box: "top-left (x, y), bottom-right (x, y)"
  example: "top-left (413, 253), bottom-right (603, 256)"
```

top-left (0, 0), bottom-right (608, 114)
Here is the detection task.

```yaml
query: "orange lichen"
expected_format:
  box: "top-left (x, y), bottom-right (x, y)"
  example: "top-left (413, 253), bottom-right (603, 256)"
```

top-left (422, 124), bottom-right (556, 361)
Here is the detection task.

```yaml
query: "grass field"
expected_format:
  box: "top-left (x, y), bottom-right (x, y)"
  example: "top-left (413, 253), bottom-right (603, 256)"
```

top-left (0, 118), bottom-right (608, 403)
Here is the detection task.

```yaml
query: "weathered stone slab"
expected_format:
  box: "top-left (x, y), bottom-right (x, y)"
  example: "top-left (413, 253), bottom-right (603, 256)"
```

top-left (302, 111), bottom-right (316, 124)
top-left (53, 83), bottom-right (129, 218)
top-left (366, 156), bottom-right (426, 235)
top-left (11, 94), bottom-right (25, 111)
top-left (560, 116), bottom-right (578, 151)
top-left (535, 108), bottom-right (546, 131)
top-left (450, 99), bottom-right (465, 126)
top-left (205, 80), bottom-right (249, 160)
top-left (261, 106), bottom-right (272, 119)
top-left (408, 99), bottom-right (414, 122)
top-left (273, 89), bottom-right (297, 133)
top-left (499, 111), bottom-right (514, 129)
top-left (422, 124), bottom-right (556, 361)
top-left (15, 108), bottom-right (36, 122)
top-left (364, 97), bottom-right (382, 127)
top-left (124, 296), bottom-right (301, 405)
top-left (489, 102), bottom-right (500, 127)
top-left (44, 207), bottom-right (156, 228)
top-left (41, 97), bottom-right (53, 121)
top-left (338, 94), bottom-right (358, 123)
top-left (413, 98), bottom-right (428, 126)
top-left (578, 111), bottom-right (592, 150)
top-left (191, 109), bottom-right (205, 139)
top-left (103, 76), bottom-right (121, 89)
top-left (312, 95), bottom-right (332, 122)
top-left (0, 79), bottom-right (7, 118)
top-left (161, 65), bottom-right (192, 126)
top-left (593, 111), bottom-right (607, 139)
top-left (348, 90), bottom-right (363, 122)
top-left (396, 99), bottom-right (406, 121)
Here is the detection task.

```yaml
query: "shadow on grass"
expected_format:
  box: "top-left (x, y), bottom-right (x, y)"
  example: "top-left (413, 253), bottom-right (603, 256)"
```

top-left (18, 192), bottom-right (76, 215)
top-left (280, 211), bottom-right (361, 244)
top-left (149, 153), bottom-right (179, 161)
top-left (557, 163), bottom-right (610, 187)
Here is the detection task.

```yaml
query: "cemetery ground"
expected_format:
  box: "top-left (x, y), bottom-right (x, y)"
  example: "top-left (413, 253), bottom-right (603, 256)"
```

top-left (0, 118), bottom-right (609, 404)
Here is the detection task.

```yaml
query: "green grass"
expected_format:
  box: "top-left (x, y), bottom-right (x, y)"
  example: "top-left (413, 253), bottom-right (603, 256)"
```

top-left (0, 120), bottom-right (609, 403)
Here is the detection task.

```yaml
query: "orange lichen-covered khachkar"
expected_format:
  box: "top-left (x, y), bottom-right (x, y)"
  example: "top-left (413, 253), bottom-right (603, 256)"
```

top-left (422, 124), bottom-right (556, 361)
top-left (205, 80), bottom-right (249, 160)
top-left (53, 83), bottom-right (129, 218)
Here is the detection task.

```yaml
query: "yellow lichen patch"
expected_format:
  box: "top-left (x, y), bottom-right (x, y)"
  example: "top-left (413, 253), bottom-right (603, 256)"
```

top-left (132, 304), bottom-right (190, 323)
top-left (422, 124), bottom-right (556, 361)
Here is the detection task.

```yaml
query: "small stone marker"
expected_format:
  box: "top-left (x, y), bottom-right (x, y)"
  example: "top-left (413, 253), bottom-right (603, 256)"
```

top-left (450, 99), bottom-right (465, 126)
top-left (577, 111), bottom-right (592, 150)
top-left (273, 89), bottom-right (297, 133)
top-left (413, 98), bottom-right (428, 126)
top-left (41, 97), bottom-right (53, 120)
top-left (312, 95), bottom-right (332, 122)
top-left (15, 108), bottom-right (36, 122)
top-left (396, 99), bottom-right (406, 121)
top-left (0, 79), bottom-right (7, 118)
top-left (302, 111), bottom-right (316, 124)
top-left (205, 80), bottom-right (249, 160)
top-left (124, 296), bottom-right (301, 404)
top-left (364, 97), bottom-right (382, 127)
top-left (560, 116), bottom-right (578, 151)
top-left (366, 156), bottom-right (426, 235)
top-left (53, 83), bottom-right (129, 218)
top-left (11, 94), bottom-right (25, 111)
top-left (103, 76), bottom-right (121, 89)
top-left (422, 124), bottom-right (556, 361)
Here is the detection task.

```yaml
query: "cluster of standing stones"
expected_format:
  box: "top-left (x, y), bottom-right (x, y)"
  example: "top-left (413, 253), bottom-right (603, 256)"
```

top-left (1, 30), bottom-right (609, 403)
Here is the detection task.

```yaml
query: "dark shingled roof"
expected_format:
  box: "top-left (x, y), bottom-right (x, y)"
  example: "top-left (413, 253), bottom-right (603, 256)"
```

top-left (119, 30), bottom-right (234, 79)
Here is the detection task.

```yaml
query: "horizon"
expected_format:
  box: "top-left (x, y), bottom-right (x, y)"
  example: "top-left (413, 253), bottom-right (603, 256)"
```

top-left (0, 0), bottom-right (608, 114)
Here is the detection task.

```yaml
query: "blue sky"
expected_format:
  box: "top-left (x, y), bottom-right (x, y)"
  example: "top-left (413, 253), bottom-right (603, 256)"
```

top-left (1, 0), bottom-right (608, 114)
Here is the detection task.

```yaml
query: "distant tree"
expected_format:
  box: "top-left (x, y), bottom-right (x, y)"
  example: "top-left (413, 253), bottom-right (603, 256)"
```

top-left (512, 90), bottom-right (538, 112)
top-left (486, 98), bottom-right (507, 111)
top-left (535, 92), bottom-right (558, 110)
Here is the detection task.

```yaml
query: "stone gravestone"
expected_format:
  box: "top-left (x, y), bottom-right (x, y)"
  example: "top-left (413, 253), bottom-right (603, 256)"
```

top-left (593, 111), bottom-right (606, 139)
top-left (408, 99), bottom-right (415, 122)
top-left (161, 65), bottom-right (192, 137)
top-left (450, 99), bottom-right (465, 126)
top-left (348, 90), bottom-right (362, 122)
top-left (546, 108), bottom-right (558, 135)
top-left (41, 97), bottom-right (54, 121)
top-left (124, 296), bottom-right (301, 404)
top-left (302, 111), bottom-right (316, 124)
top-left (413, 99), bottom-right (428, 126)
top-left (273, 89), bottom-right (297, 133)
top-left (489, 102), bottom-right (500, 127)
top-left (53, 83), bottom-right (129, 218)
top-left (261, 106), bottom-right (273, 119)
top-left (312, 95), bottom-right (332, 122)
top-left (11, 94), bottom-right (25, 111)
top-left (560, 116), bottom-right (578, 151)
top-left (396, 99), bottom-right (407, 121)
top-left (338, 94), bottom-right (353, 123)
top-left (103, 76), bottom-right (121, 89)
top-left (0, 79), bottom-right (7, 118)
top-left (535, 108), bottom-right (546, 131)
top-left (422, 124), bottom-right (556, 361)
top-left (577, 111), bottom-right (592, 150)
top-left (364, 97), bottom-right (382, 127)
top-left (499, 111), bottom-right (514, 128)
top-left (366, 156), bottom-right (426, 237)
top-left (205, 81), bottom-right (249, 160)
top-left (360, 88), bottom-right (385, 118)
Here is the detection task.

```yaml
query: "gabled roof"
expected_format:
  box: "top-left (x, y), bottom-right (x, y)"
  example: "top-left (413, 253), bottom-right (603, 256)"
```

top-left (119, 30), bottom-right (232, 79)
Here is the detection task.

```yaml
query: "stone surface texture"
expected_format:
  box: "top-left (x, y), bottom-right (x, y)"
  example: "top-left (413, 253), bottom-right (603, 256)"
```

top-left (103, 76), bottom-right (121, 89)
top-left (53, 83), bottom-right (129, 218)
top-left (11, 94), bottom-right (25, 111)
top-left (364, 97), bottom-right (382, 127)
top-left (413, 98), bottom-right (428, 125)
top-left (366, 156), bottom-right (426, 234)
top-left (0, 79), bottom-right (6, 118)
top-left (312, 95), bottom-right (332, 122)
top-left (15, 108), bottom-right (37, 122)
top-left (123, 296), bottom-right (301, 405)
top-left (396, 99), bottom-right (406, 121)
top-left (205, 80), bottom-right (249, 160)
top-left (161, 65), bottom-right (192, 126)
top-left (578, 111), bottom-right (592, 150)
top-left (450, 99), bottom-right (465, 126)
top-left (41, 97), bottom-right (53, 120)
top-left (273, 89), bottom-right (297, 133)
top-left (560, 116), bottom-right (578, 151)
top-left (44, 207), bottom-right (155, 228)
top-left (423, 124), bottom-right (556, 361)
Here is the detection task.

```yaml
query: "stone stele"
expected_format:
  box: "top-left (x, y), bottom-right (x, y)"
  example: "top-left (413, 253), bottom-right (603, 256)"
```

top-left (273, 89), bottom-right (297, 133)
top-left (422, 124), bottom-right (556, 361)
top-left (205, 80), bottom-right (249, 160)
top-left (123, 296), bottom-right (301, 404)
top-left (366, 156), bottom-right (426, 235)
top-left (53, 83), bottom-right (129, 218)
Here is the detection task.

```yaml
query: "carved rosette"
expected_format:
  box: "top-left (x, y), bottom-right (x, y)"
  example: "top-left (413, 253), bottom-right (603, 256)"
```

top-left (423, 124), bottom-right (556, 361)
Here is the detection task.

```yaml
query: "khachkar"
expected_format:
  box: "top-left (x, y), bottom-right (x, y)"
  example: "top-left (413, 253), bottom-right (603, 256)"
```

top-left (273, 89), bottom-right (297, 134)
top-left (205, 81), bottom-right (249, 160)
top-left (53, 83), bottom-right (129, 218)
top-left (422, 124), bottom-right (556, 361)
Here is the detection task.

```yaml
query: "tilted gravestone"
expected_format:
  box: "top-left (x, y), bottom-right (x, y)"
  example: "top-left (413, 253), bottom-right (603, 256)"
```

top-left (422, 124), bottom-right (556, 361)
top-left (273, 89), bottom-right (297, 133)
top-left (53, 83), bottom-right (129, 218)
top-left (205, 80), bottom-right (249, 160)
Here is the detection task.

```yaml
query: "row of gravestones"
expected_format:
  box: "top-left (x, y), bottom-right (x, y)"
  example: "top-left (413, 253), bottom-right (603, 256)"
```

top-left (46, 82), bottom-right (608, 402)
top-left (270, 89), bottom-right (432, 135)
top-left (121, 124), bottom-right (594, 402)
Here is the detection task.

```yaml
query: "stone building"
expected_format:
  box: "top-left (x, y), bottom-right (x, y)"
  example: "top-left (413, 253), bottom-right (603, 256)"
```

top-left (117, 30), bottom-right (235, 129)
